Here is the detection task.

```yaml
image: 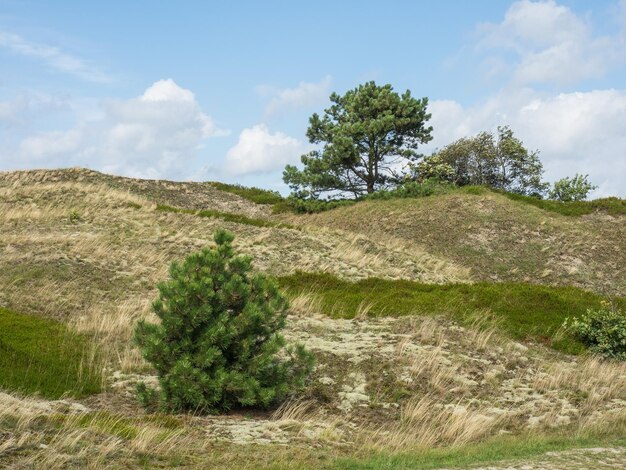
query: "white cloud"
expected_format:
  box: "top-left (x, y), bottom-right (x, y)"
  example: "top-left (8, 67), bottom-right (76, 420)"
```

top-left (428, 88), bottom-right (626, 197)
top-left (477, 0), bottom-right (625, 85)
top-left (225, 124), bottom-right (304, 176)
top-left (0, 31), bottom-right (111, 83)
top-left (260, 76), bottom-right (332, 117)
top-left (13, 79), bottom-right (225, 178)
top-left (0, 93), bottom-right (68, 125)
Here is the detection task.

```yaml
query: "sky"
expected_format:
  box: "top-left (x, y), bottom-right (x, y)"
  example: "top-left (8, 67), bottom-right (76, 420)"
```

top-left (0, 0), bottom-right (625, 197)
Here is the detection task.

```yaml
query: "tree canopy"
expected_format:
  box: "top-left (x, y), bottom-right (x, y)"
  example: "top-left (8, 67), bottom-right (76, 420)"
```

top-left (283, 81), bottom-right (433, 198)
top-left (415, 126), bottom-right (548, 196)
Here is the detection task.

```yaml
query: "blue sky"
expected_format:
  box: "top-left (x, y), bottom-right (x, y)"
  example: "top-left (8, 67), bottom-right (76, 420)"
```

top-left (1, 0), bottom-right (625, 196)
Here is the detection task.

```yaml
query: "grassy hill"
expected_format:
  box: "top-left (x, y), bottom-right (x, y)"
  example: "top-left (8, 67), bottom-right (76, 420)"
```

top-left (1, 167), bottom-right (625, 469)
top-left (285, 187), bottom-right (625, 295)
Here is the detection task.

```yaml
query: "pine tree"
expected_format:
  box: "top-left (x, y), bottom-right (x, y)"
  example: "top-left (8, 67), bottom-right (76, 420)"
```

top-left (134, 229), bottom-right (314, 413)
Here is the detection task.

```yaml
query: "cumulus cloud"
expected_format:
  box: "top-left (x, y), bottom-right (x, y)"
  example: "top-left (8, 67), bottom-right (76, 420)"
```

top-left (225, 124), bottom-right (305, 176)
top-left (0, 31), bottom-right (111, 83)
top-left (13, 79), bottom-right (225, 178)
top-left (428, 88), bottom-right (626, 197)
top-left (260, 76), bottom-right (332, 117)
top-left (476, 0), bottom-right (625, 85)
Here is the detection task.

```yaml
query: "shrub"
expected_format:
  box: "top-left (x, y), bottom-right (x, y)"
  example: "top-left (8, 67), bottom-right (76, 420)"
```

top-left (409, 154), bottom-right (455, 183)
top-left (274, 195), bottom-right (357, 214)
top-left (549, 174), bottom-right (597, 202)
top-left (365, 179), bottom-right (454, 200)
top-left (565, 302), bottom-right (626, 360)
top-left (134, 229), bottom-right (314, 413)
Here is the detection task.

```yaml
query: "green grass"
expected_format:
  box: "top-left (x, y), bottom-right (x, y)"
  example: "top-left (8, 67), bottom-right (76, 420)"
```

top-left (332, 431), bottom-right (626, 469)
top-left (0, 307), bottom-right (102, 398)
top-left (208, 181), bottom-right (284, 205)
top-left (279, 273), bottom-right (626, 354)
top-left (498, 191), bottom-right (626, 217)
top-left (156, 204), bottom-right (294, 229)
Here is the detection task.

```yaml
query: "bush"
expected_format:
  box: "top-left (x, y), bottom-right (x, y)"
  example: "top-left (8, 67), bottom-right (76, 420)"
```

top-left (549, 174), bottom-right (597, 202)
top-left (134, 229), bottom-right (314, 413)
top-left (565, 302), bottom-right (626, 360)
top-left (276, 195), bottom-right (357, 214)
top-left (409, 154), bottom-right (455, 182)
top-left (365, 179), bottom-right (454, 200)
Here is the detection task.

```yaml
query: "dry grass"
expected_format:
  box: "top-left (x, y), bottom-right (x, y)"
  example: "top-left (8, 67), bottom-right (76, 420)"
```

top-left (363, 394), bottom-right (502, 451)
top-left (1, 168), bottom-right (626, 467)
top-left (294, 191), bottom-right (626, 294)
top-left (533, 356), bottom-right (626, 415)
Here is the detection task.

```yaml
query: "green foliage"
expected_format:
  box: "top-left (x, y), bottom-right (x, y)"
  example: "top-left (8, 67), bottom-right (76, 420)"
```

top-left (275, 196), bottom-right (357, 214)
top-left (68, 208), bottom-right (81, 223)
top-left (549, 174), bottom-right (597, 202)
top-left (565, 302), bottom-right (626, 359)
top-left (409, 154), bottom-right (455, 183)
top-left (284, 81), bottom-right (433, 197)
top-left (278, 180), bottom-right (453, 214)
top-left (365, 179), bottom-right (454, 200)
top-left (155, 204), bottom-right (294, 229)
top-left (134, 230), bottom-right (314, 413)
top-left (432, 126), bottom-right (548, 196)
top-left (0, 307), bottom-right (102, 398)
top-left (209, 181), bottom-right (283, 205)
top-left (279, 272), bottom-right (626, 354)
top-left (499, 191), bottom-right (626, 217)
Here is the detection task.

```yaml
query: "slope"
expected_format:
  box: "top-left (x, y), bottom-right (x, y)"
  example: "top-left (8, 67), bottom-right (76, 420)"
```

top-left (285, 188), bottom-right (626, 295)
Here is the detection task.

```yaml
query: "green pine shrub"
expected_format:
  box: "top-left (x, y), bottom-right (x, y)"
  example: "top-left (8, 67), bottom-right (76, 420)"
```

top-left (565, 302), bottom-right (626, 360)
top-left (134, 229), bottom-right (314, 413)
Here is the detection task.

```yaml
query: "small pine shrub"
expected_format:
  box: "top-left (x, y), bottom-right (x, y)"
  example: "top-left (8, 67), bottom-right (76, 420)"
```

top-left (134, 229), bottom-right (314, 413)
top-left (565, 302), bottom-right (626, 360)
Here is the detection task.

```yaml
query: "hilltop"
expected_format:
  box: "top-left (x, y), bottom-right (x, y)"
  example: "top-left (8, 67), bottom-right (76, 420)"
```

top-left (1, 167), bottom-right (625, 469)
